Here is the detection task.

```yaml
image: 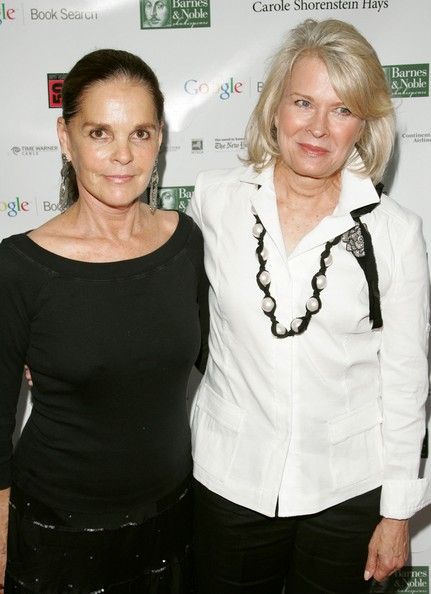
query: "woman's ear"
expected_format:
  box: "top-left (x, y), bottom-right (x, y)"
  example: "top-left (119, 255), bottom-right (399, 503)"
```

top-left (157, 121), bottom-right (164, 150)
top-left (57, 117), bottom-right (70, 158)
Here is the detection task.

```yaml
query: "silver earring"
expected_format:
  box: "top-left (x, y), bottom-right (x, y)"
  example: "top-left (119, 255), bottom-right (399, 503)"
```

top-left (149, 160), bottom-right (159, 214)
top-left (59, 153), bottom-right (71, 211)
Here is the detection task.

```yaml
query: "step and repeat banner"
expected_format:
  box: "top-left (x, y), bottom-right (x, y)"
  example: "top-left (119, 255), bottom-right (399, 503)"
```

top-left (1, 1), bottom-right (430, 590)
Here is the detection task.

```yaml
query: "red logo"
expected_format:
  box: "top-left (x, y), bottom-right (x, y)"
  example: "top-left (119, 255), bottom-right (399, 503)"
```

top-left (47, 73), bottom-right (67, 108)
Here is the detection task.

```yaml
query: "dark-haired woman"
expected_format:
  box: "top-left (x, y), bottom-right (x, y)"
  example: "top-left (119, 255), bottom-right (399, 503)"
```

top-left (0, 49), bottom-right (206, 593)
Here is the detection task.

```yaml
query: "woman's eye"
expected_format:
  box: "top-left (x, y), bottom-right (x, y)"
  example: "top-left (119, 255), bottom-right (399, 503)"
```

top-left (295, 99), bottom-right (311, 108)
top-left (133, 129), bottom-right (150, 140)
top-left (89, 128), bottom-right (107, 139)
top-left (336, 106), bottom-right (352, 116)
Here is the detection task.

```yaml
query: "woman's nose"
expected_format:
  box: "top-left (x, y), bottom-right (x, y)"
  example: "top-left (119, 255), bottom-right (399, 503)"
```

top-left (112, 141), bottom-right (133, 164)
top-left (307, 110), bottom-right (329, 137)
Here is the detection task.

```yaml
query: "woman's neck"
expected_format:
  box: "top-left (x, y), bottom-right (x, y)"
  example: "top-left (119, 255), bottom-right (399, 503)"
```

top-left (274, 161), bottom-right (341, 209)
top-left (274, 161), bottom-right (341, 254)
top-left (63, 196), bottom-right (150, 243)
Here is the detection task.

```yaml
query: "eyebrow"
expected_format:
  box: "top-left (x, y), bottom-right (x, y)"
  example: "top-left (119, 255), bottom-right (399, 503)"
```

top-left (81, 121), bottom-right (159, 130)
top-left (289, 92), bottom-right (313, 99)
top-left (288, 92), bottom-right (345, 105)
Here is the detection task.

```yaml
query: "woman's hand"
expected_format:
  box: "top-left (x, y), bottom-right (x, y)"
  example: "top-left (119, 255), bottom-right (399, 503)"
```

top-left (0, 488), bottom-right (10, 590)
top-left (24, 365), bottom-right (33, 388)
top-left (364, 517), bottom-right (409, 583)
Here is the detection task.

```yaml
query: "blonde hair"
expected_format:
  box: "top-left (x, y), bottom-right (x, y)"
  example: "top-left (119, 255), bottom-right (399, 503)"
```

top-left (245, 19), bottom-right (395, 183)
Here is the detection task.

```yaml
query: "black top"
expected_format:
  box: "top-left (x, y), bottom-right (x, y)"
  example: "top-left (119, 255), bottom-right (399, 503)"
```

top-left (0, 213), bottom-right (207, 526)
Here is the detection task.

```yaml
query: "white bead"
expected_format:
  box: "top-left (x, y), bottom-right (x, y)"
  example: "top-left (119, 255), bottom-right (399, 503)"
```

top-left (306, 297), bottom-right (319, 312)
top-left (261, 246), bottom-right (268, 260)
top-left (259, 270), bottom-right (271, 286)
top-left (262, 297), bottom-right (275, 313)
top-left (251, 205), bottom-right (257, 215)
top-left (252, 223), bottom-right (264, 238)
top-left (315, 274), bottom-right (327, 290)
top-left (291, 318), bottom-right (302, 333)
top-left (276, 323), bottom-right (286, 335)
top-left (324, 254), bottom-right (333, 267)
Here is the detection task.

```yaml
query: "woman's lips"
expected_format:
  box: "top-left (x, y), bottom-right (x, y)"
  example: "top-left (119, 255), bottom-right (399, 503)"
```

top-left (104, 175), bottom-right (134, 184)
top-left (298, 143), bottom-right (330, 156)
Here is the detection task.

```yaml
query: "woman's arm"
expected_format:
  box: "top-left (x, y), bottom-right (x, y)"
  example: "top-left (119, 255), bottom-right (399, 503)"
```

top-left (195, 273), bottom-right (209, 375)
top-left (0, 240), bottom-right (42, 584)
top-left (365, 517), bottom-right (409, 582)
top-left (365, 211), bottom-right (430, 582)
top-left (379, 213), bottom-right (430, 517)
top-left (0, 488), bottom-right (10, 589)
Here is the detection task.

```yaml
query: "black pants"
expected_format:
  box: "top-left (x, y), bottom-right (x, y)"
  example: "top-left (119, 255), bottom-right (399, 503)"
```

top-left (193, 481), bottom-right (381, 594)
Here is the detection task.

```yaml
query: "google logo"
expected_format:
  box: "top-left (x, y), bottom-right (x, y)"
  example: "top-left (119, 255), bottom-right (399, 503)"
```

top-left (0, 198), bottom-right (30, 217)
top-left (0, 3), bottom-right (15, 26)
top-left (184, 77), bottom-right (244, 100)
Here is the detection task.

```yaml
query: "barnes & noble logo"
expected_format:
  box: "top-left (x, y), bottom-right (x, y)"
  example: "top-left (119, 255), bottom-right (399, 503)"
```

top-left (140, 0), bottom-right (210, 29)
top-left (158, 186), bottom-right (193, 212)
top-left (371, 566), bottom-right (429, 594)
top-left (383, 64), bottom-right (429, 98)
top-left (47, 73), bottom-right (67, 108)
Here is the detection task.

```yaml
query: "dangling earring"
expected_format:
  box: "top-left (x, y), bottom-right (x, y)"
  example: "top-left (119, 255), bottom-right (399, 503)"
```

top-left (59, 153), bottom-right (70, 211)
top-left (149, 160), bottom-right (159, 214)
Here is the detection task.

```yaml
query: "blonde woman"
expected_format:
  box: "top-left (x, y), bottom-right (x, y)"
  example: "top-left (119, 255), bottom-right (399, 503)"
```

top-left (188, 19), bottom-right (430, 594)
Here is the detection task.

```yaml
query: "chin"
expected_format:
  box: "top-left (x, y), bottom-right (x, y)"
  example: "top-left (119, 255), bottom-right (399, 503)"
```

top-left (290, 159), bottom-right (338, 180)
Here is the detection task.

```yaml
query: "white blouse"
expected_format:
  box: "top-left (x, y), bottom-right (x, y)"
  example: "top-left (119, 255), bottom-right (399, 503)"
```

top-left (188, 163), bottom-right (430, 519)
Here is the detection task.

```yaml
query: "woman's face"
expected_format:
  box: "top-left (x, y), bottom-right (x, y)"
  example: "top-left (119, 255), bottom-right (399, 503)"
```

top-left (144, 0), bottom-right (170, 27)
top-left (275, 55), bottom-right (364, 181)
top-left (58, 77), bottom-right (162, 210)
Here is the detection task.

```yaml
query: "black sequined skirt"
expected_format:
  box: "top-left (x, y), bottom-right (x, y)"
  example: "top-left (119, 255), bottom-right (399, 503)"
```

top-left (5, 481), bottom-right (193, 594)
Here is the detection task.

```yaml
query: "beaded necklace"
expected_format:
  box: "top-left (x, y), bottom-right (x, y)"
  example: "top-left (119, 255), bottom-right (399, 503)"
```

top-left (251, 190), bottom-right (383, 337)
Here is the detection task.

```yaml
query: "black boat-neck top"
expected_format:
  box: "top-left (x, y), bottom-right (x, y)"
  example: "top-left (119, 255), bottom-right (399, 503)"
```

top-left (0, 212), bottom-right (206, 525)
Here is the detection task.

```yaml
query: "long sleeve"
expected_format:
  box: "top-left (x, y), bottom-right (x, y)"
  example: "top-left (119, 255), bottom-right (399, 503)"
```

top-left (0, 241), bottom-right (46, 487)
top-left (379, 214), bottom-right (430, 518)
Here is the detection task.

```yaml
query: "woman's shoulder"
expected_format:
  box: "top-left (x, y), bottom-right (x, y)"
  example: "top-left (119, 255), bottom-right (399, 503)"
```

top-left (376, 193), bottom-right (423, 234)
top-left (195, 164), bottom-right (253, 194)
top-left (0, 232), bottom-right (54, 300)
top-left (0, 231), bottom-right (34, 265)
top-left (179, 211), bottom-right (203, 247)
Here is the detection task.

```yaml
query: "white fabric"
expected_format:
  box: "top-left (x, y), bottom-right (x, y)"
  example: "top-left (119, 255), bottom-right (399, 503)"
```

top-left (187, 163), bottom-right (430, 520)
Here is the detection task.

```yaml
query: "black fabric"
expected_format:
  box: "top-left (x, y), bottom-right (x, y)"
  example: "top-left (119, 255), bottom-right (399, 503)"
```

top-left (193, 481), bottom-right (381, 594)
top-left (0, 212), bottom-right (206, 521)
top-left (349, 184), bottom-right (384, 330)
top-left (353, 218), bottom-right (383, 329)
top-left (5, 482), bottom-right (193, 593)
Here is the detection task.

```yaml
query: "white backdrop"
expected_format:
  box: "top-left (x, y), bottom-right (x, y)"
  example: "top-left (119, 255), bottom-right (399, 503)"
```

top-left (1, 1), bottom-right (430, 590)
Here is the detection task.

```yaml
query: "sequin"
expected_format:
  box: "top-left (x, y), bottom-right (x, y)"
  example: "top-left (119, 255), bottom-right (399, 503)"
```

top-left (149, 566), bottom-right (168, 574)
top-left (32, 520), bottom-right (55, 529)
top-left (7, 481), bottom-right (193, 591)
